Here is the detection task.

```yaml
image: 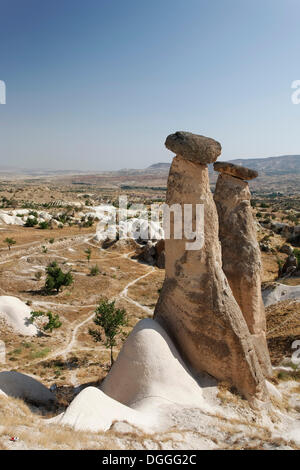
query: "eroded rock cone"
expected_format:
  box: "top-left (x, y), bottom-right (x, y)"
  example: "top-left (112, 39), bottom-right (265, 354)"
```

top-left (280, 254), bottom-right (298, 277)
top-left (154, 131), bottom-right (268, 401)
top-left (213, 167), bottom-right (272, 378)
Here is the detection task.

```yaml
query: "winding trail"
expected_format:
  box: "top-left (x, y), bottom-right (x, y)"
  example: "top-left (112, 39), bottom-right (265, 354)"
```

top-left (118, 267), bottom-right (155, 316)
top-left (2, 233), bottom-right (157, 378)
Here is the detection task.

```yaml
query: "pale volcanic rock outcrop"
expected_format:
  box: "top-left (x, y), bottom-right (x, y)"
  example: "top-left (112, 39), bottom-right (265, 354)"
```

top-left (0, 341), bottom-right (5, 364)
top-left (0, 296), bottom-right (38, 336)
top-left (56, 319), bottom-right (206, 432)
top-left (154, 132), bottom-right (267, 401)
top-left (213, 165), bottom-right (272, 378)
top-left (101, 319), bottom-right (205, 409)
top-left (0, 371), bottom-right (55, 405)
top-left (262, 283), bottom-right (300, 307)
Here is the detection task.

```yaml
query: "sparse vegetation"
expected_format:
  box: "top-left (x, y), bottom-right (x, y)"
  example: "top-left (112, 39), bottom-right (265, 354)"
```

top-left (30, 310), bottom-right (62, 333)
top-left (89, 264), bottom-right (100, 276)
top-left (89, 299), bottom-right (127, 367)
top-left (45, 261), bottom-right (73, 294)
top-left (34, 271), bottom-right (43, 281)
top-left (39, 221), bottom-right (50, 230)
top-left (85, 247), bottom-right (92, 263)
top-left (25, 217), bottom-right (38, 227)
top-left (4, 237), bottom-right (16, 251)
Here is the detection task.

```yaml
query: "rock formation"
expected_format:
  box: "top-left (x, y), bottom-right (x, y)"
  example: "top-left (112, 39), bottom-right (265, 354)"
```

top-left (101, 318), bottom-right (204, 409)
top-left (57, 318), bottom-right (206, 432)
top-left (0, 371), bottom-right (56, 405)
top-left (262, 282), bottom-right (300, 307)
top-left (213, 162), bottom-right (272, 377)
top-left (279, 253), bottom-right (298, 278)
top-left (214, 161), bottom-right (258, 180)
top-left (0, 341), bottom-right (5, 364)
top-left (154, 131), bottom-right (267, 401)
top-left (135, 239), bottom-right (165, 268)
top-left (0, 296), bottom-right (38, 336)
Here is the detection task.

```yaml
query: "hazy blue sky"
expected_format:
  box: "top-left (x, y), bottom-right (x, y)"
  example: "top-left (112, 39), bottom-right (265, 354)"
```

top-left (0, 0), bottom-right (300, 170)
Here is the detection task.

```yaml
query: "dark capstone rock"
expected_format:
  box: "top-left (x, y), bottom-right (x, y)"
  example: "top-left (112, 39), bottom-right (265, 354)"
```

top-left (214, 162), bottom-right (258, 180)
top-left (165, 131), bottom-right (221, 164)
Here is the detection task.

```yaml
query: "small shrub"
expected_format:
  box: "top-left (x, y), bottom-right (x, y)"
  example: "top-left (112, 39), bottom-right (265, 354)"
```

top-left (30, 347), bottom-right (51, 359)
top-left (30, 311), bottom-right (62, 332)
top-left (89, 265), bottom-right (100, 276)
top-left (34, 271), bottom-right (43, 281)
top-left (4, 237), bottom-right (16, 250)
top-left (25, 217), bottom-right (38, 227)
top-left (39, 221), bottom-right (50, 230)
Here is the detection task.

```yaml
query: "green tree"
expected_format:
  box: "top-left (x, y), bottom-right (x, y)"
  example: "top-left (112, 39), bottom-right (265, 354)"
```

top-left (85, 247), bottom-right (92, 263)
top-left (45, 261), bottom-right (73, 294)
top-left (4, 237), bottom-right (16, 251)
top-left (89, 299), bottom-right (127, 367)
top-left (30, 310), bottom-right (62, 333)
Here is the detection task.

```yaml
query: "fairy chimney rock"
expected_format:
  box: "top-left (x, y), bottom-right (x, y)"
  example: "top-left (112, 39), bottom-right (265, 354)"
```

top-left (213, 166), bottom-right (272, 377)
top-left (154, 131), bottom-right (268, 401)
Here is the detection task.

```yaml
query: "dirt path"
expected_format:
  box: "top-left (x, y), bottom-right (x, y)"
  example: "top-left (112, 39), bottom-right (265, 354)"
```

top-left (118, 266), bottom-right (155, 316)
top-left (2, 234), bottom-right (156, 375)
top-left (0, 233), bottom-right (94, 266)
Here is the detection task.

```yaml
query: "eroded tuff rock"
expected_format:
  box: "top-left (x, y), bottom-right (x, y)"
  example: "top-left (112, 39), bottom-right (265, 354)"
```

top-left (214, 172), bottom-right (272, 377)
top-left (154, 132), bottom-right (267, 401)
top-left (135, 239), bottom-right (165, 268)
top-left (165, 131), bottom-right (221, 164)
top-left (214, 162), bottom-right (258, 180)
top-left (279, 254), bottom-right (298, 277)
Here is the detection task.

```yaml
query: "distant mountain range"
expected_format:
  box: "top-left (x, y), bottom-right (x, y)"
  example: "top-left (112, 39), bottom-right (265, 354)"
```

top-left (148, 163), bottom-right (172, 170)
top-left (1, 155), bottom-right (300, 178)
top-left (148, 155), bottom-right (300, 176)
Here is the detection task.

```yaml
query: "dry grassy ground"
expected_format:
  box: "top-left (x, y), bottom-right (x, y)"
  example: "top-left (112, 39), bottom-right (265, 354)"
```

top-left (0, 178), bottom-right (299, 450)
top-left (0, 227), bottom-right (164, 395)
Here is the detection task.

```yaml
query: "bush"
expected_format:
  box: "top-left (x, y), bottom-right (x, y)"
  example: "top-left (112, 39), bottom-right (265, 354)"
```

top-left (4, 237), bottom-right (16, 250)
top-left (30, 347), bottom-right (51, 359)
top-left (89, 265), bottom-right (100, 276)
top-left (25, 217), bottom-right (38, 227)
top-left (45, 261), bottom-right (73, 294)
top-left (39, 221), bottom-right (50, 230)
top-left (30, 311), bottom-right (62, 333)
top-left (34, 271), bottom-right (42, 281)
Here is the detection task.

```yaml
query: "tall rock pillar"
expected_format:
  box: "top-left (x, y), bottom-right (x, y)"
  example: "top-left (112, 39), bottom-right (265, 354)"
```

top-left (213, 162), bottom-right (272, 377)
top-left (154, 132), bottom-right (267, 401)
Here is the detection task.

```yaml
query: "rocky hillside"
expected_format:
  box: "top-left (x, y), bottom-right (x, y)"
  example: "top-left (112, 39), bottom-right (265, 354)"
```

top-left (228, 155), bottom-right (300, 176)
top-left (148, 155), bottom-right (300, 176)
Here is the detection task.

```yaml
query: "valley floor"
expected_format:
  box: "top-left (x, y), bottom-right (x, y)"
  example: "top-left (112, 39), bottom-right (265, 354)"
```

top-left (0, 225), bottom-right (299, 450)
